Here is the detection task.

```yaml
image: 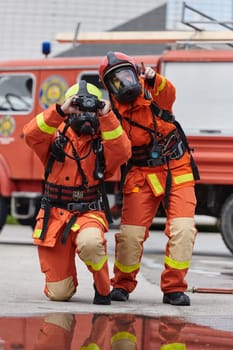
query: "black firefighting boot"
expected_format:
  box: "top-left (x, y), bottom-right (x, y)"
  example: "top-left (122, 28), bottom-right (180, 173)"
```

top-left (163, 292), bottom-right (191, 306)
top-left (110, 288), bottom-right (129, 301)
top-left (93, 284), bottom-right (111, 305)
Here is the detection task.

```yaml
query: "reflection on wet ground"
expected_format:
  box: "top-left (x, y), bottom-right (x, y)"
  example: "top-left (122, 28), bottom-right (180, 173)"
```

top-left (0, 313), bottom-right (233, 349)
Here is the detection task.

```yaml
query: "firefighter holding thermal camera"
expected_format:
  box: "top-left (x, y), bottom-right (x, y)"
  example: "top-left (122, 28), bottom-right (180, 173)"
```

top-left (23, 80), bottom-right (131, 305)
top-left (99, 51), bottom-right (200, 306)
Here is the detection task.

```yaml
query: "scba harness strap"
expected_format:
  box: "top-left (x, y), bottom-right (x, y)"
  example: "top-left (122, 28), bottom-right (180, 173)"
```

top-left (111, 93), bottom-right (200, 209)
top-left (39, 183), bottom-right (105, 243)
top-left (39, 130), bottom-right (113, 243)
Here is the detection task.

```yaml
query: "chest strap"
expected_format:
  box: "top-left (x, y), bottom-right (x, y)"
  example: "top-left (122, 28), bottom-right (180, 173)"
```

top-left (112, 95), bottom-right (199, 210)
top-left (61, 214), bottom-right (78, 244)
top-left (150, 101), bottom-right (175, 122)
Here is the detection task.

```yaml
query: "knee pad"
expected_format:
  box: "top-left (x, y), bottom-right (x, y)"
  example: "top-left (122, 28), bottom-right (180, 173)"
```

top-left (46, 276), bottom-right (75, 301)
top-left (169, 217), bottom-right (197, 261)
top-left (116, 225), bottom-right (146, 265)
top-left (76, 227), bottom-right (106, 267)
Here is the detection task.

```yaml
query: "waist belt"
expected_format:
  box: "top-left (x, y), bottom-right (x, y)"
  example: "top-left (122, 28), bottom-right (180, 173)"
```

top-left (39, 191), bottom-right (104, 243)
top-left (131, 156), bottom-right (167, 167)
top-left (43, 182), bottom-right (100, 202)
top-left (41, 198), bottom-right (104, 212)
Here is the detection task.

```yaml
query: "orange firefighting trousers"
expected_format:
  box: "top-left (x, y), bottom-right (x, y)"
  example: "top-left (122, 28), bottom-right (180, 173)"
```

top-left (111, 182), bottom-right (197, 294)
top-left (38, 219), bottom-right (110, 301)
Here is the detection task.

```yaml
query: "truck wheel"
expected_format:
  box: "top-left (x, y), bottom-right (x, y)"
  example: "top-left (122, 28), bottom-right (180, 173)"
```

top-left (0, 196), bottom-right (9, 232)
top-left (220, 194), bottom-right (233, 254)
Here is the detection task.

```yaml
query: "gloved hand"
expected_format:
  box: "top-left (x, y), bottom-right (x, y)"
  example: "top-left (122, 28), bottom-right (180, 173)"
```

top-left (60, 96), bottom-right (81, 115)
top-left (140, 64), bottom-right (156, 87)
top-left (143, 67), bottom-right (156, 79)
top-left (98, 99), bottom-right (111, 116)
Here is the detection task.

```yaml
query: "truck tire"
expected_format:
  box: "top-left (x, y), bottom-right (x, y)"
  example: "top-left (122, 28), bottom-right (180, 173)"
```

top-left (219, 194), bottom-right (233, 254)
top-left (0, 196), bottom-right (9, 232)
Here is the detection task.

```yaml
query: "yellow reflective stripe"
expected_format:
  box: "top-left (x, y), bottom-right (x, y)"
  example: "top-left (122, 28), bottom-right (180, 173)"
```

top-left (164, 255), bottom-right (190, 270)
top-left (174, 173), bottom-right (194, 185)
top-left (33, 229), bottom-right (42, 238)
top-left (147, 174), bottom-right (163, 195)
top-left (115, 259), bottom-right (140, 273)
top-left (80, 344), bottom-right (100, 350)
top-left (71, 223), bottom-right (80, 232)
top-left (111, 332), bottom-right (137, 344)
top-left (101, 124), bottom-right (123, 140)
top-left (36, 113), bottom-right (56, 134)
top-left (161, 343), bottom-right (186, 350)
top-left (85, 255), bottom-right (108, 271)
top-left (89, 214), bottom-right (107, 229)
top-left (155, 76), bottom-right (166, 96)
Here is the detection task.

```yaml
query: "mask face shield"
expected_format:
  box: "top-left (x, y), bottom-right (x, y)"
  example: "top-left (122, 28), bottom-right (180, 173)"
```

top-left (69, 112), bottom-right (99, 136)
top-left (104, 66), bottom-right (142, 104)
top-left (108, 68), bottom-right (138, 94)
top-left (65, 81), bottom-right (102, 136)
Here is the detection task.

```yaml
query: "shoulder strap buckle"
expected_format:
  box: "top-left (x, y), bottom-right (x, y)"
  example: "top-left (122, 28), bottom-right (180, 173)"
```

top-left (150, 102), bottom-right (174, 122)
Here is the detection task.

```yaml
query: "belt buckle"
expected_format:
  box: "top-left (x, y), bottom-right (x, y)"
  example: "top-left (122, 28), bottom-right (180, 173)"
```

top-left (147, 159), bottom-right (156, 167)
top-left (67, 202), bottom-right (88, 212)
top-left (67, 203), bottom-right (76, 211)
top-left (41, 196), bottom-right (50, 209)
top-left (88, 200), bottom-right (102, 211)
top-left (147, 158), bottom-right (165, 167)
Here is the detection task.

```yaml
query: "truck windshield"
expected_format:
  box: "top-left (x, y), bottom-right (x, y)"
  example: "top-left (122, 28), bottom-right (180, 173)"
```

top-left (0, 74), bottom-right (33, 113)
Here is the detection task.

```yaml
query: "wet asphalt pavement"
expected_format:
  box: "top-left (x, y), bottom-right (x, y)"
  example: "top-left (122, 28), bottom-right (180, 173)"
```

top-left (0, 223), bottom-right (232, 347)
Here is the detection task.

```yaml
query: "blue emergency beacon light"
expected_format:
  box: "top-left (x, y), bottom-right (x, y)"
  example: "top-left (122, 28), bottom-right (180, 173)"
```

top-left (42, 41), bottom-right (51, 58)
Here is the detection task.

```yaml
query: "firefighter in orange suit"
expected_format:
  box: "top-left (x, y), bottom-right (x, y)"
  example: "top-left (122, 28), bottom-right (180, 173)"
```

top-left (99, 52), bottom-right (200, 306)
top-left (23, 81), bottom-right (131, 305)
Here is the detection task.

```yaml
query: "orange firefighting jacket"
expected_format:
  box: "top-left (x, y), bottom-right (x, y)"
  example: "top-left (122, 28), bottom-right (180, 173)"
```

top-left (111, 73), bottom-right (198, 200)
top-left (23, 104), bottom-right (131, 246)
